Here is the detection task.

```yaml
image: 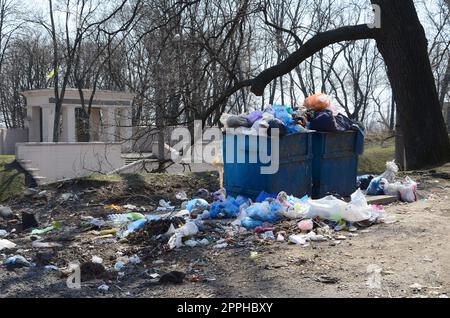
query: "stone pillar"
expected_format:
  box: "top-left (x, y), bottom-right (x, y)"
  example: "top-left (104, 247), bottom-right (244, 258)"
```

top-left (121, 107), bottom-right (133, 152)
top-left (101, 107), bottom-right (116, 143)
top-left (61, 106), bottom-right (76, 142)
top-left (28, 106), bottom-right (41, 142)
top-left (41, 105), bottom-right (55, 142)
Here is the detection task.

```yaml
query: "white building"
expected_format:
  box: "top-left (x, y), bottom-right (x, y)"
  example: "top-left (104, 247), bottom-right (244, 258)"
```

top-left (16, 89), bottom-right (135, 184)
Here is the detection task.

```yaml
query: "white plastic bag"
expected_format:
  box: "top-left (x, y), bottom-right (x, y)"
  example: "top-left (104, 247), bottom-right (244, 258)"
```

top-left (398, 177), bottom-right (418, 203)
top-left (280, 203), bottom-right (309, 220)
top-left (168, 222), bottom-right (199, 249)
top-left (307, 190), bottom-right (372, 222)
top-left (343, 190), bottom-right (373, 222)
top-left (383, 181), bottom-right (401, 197)
top-left (380, 160), bottom-right (399, 183)
top-left (307, 196), bottom-right (348, 222)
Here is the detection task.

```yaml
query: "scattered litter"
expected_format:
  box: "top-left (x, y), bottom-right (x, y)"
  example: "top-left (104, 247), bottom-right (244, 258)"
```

top-left (0, 230), bottom-right (8, 237)
top-left (129, 255), bottom-right (141, 265)
top-left (176, 191), bottom-right (188, 201)
top-left (156, 200), bottom-right (175, 213)
top-left (91, 256), bottom-right (103, 264)
top-left (60, 193), bottom-right (78, 202)
top-left (4, 255), bottom-right (31, 268)
top-left (32, 241), bottom-right (62, 248)
top-left (105, 204), bottom-right (122, 211)
top-left (44, 265), bottom-right (59, 272)
top-left (98, 284), bottom-right (110, 293)
top-left (409, 283), bottom-right (423, 291)
top-left (298, 219), bottom-right (313, 232)
top-left (0, 206), bottom-right (13, 219)
top-left (214, 242), bottom-right (229, 249)
top-left (0, 239), bottom-right (16, 251)
top-left (261, 231), bottom-right (275, 240)
top-left (123, 204), bottom-right (138, 211)
top-left (168, 221), bottom-right (199, 249)
top-left (250, 252), bottom-right (260, 259)
top-left (114, 261), bottom-right (126, 271)
top-left (316, 275), bottom-right (340, 284)
top-left (31, 221), bottom-right (63, 235)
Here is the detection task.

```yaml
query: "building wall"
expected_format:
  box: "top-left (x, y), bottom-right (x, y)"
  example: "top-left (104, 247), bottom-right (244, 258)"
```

top-left (0, 128), bottom-right (29, 155)
top-left (15, 142), bottom-right (124, 183)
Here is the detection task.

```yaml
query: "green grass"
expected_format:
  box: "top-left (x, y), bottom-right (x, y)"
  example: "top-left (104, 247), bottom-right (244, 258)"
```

top-left (83, 173), bottom-right (124, 183)
top-left (0, 155), bottom-right (26, 202)
top-left (358, 140), bottom-right (395, 175)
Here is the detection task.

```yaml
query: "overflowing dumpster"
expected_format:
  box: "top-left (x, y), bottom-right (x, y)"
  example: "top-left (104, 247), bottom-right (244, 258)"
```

top-left (223, 130), bottom-right (364, 200)
top-left (223, 132), bottom-right (313, 199)
top-left (311, 131), bottom-right (365, 199)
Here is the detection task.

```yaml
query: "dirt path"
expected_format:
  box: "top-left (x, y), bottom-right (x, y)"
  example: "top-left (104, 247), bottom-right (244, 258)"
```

top-left (1, 169), bottom-right (449, 298)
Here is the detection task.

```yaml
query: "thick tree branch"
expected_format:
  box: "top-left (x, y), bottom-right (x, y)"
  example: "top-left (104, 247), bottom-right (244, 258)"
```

top-left (250, 24), bottom-right (377, 96)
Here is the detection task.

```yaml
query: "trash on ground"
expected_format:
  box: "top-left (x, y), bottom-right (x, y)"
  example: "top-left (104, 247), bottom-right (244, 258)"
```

top-left (0, 206), bottom-right (13, 219)
top-left (0, 239), bottom-right (16, 251)
top-left (4, 255), bottom-right (31, 268)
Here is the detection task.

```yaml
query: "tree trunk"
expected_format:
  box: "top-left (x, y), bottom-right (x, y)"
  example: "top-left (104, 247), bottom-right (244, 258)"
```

top-left (373, 0), bottom-right (450, 169)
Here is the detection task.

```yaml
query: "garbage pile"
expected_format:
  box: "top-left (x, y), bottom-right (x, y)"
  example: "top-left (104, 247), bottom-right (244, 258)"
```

top-left (69, 186), bottom-right (396, 251)
top-left (220, 93), bottom-right (362, 136)
top-left (358, 160), bottom-right (418, 203)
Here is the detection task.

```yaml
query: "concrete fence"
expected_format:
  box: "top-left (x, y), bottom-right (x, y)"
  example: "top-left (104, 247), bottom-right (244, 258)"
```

top-left (15, 142), bottom-right (124, 183)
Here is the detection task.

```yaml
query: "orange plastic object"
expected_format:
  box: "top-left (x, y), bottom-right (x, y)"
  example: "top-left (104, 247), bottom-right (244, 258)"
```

top-left (303, 93), bottom-right (331, 111)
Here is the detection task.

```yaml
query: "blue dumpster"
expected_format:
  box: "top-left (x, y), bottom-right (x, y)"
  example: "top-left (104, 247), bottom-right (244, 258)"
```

top-left (311, 131), bottom-right (364, 199)
top-left (223, 132), bottom-right (312, 199)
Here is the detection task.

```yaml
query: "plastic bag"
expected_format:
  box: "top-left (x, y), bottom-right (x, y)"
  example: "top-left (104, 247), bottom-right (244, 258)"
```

top-left (398, 177), bottom-right (418, 203)
top-left (168, 222), bottom-right (199, 249)
top-left (246, 111), bottom-right (264, 125)
top-left (227, 115), bottom-right (251, 128)
top-left (256, 191), bottom-right (277, 203)
top-left (307, 190), bottom-right (372, 222)
top-left (241, 217), bottom-right (264, 229)
top-left (303, 93), bottom-right (331, 111)
top-left (280, 203), bottom-right (309, 219)
top-left (343, 189), bottom-right (373, 222)
top-left (272, 104), bottom-right (294, 126)
top-left (307, 196), bottom-right (348, 222)
top-left (246, 201), bottom-right (284, 223)
top-left (220, 113), bottom-right (232, 128)
top-left (380, 160), bottom-right (399, 183)
top-left (186, 198), bottom-right (210, 214)
top-left (383, 181), bottom-right (401, 197)
top-left (367, 177), bottom-right (386, 196)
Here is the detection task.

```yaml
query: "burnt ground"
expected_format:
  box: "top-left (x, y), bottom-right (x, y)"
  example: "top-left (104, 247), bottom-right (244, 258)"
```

top-left (0, 167), bottom-right (450, 298)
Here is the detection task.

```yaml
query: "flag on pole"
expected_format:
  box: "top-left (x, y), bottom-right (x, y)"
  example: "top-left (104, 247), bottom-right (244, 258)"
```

top-left (46, 67), bottom-right (58, 81)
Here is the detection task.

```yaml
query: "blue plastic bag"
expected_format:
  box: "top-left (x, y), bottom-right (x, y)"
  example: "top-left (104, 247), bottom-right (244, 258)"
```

top-left (367, 176), bottom-right (385, 195)
top-left (273, 104), bottom-right (294, 126)
top-left (210, 201), bottom-right (239, 219)
top-left (246, 201), bottom-right (283, 223)
top-left (256, 191), bottom-right (277, 203)
top-left (186, 198), bottom-right (210, 213)
top-left (241, 217), bottom-right (264, 229)
top-left (127, 219), bottom-right (148, 232)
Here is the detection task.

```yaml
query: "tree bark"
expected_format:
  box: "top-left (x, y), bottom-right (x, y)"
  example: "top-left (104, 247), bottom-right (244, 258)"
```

top-left (373, 0), bottom-right (450, 169)
top-left (246, 0), bottom-right (450, 170)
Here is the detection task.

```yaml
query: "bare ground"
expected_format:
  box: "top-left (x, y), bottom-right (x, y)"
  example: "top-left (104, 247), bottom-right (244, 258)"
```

top-left (1, 167), bottom-right (449, 298)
